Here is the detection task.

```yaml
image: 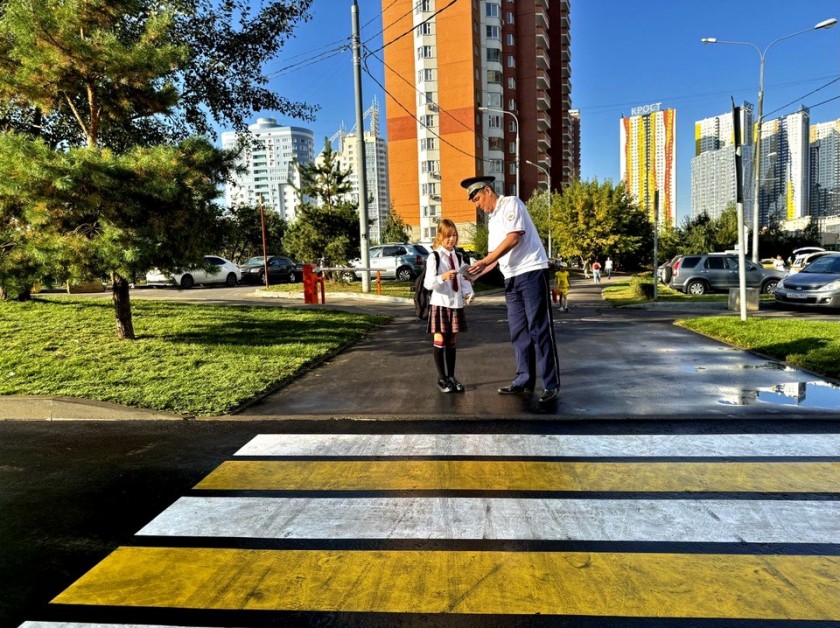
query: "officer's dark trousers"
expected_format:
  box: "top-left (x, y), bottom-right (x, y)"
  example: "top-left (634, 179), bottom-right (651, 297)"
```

top-left (504, 269), bottom-right (560, 390)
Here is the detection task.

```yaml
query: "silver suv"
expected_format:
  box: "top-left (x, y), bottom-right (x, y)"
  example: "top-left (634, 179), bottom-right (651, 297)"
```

top-left (346, 243), bottom-right (429, 281)
top-left (669, 253), bottom-right (784, 295)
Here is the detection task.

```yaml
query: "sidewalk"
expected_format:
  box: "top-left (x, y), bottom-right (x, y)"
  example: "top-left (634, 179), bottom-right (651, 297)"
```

top-left (2, 276), bottom-right (838, 421)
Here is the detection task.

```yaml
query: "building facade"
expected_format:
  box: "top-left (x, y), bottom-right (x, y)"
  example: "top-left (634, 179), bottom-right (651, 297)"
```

top-left (382, 0), bottom-right (573, 243)
top-left (619, 104), bottom-right (677, 227)
top-left (757, 108), bottom-right (810, 224)
top-left (691, 103), bottom-right (754, 221)
top-left (221, 118), bottom-right (315, 222)
top-left (810, 119), bottom-right (840, 222)
top-left (330, 100), bottom-right (391, 245)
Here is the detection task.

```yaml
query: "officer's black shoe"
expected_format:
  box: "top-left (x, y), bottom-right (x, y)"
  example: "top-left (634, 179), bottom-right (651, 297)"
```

top-left (497, 384), bottom-right (533, 395)
top-left (438, 378), bottom-right (454, 393)
top-left (539, 387), bottom-right (560, 403)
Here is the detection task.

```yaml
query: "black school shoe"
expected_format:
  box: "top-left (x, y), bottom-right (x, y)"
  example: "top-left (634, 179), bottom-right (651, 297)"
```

top-left (497, 383), bottom-right (533, 394)
top-left (437, 378), bottom-right (454, 393)
top-left (448, 377), bottom-right (465, 393)
top-left (539, 387), bottom-right (560, 403)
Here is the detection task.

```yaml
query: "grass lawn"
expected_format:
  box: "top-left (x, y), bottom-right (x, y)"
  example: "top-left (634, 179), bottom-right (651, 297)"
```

top-left (676, 316), bottom-right (840, 381)
top-left (0, 298), bottom-right (387, 415)
top-left (602, 277), bottom-right (727, 306)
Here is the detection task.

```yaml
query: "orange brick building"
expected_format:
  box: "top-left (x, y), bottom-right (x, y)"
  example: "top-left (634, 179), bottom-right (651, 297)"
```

top-left (382, 0), bottom-right (574, 244)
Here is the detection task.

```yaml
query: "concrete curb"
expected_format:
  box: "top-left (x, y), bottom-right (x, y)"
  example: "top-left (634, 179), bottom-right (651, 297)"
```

top-left (0, 396), bottom-right (188, 421)
top-left (255, 288), bottom-right (412, 304)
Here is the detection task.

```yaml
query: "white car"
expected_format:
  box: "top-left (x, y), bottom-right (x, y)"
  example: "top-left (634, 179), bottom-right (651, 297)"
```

top-left (145, 255), bottom-right (241, 289)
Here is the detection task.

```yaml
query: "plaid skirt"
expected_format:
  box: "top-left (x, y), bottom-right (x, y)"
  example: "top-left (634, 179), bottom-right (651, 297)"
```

top-left (427, 305), bottom-right (467, 335)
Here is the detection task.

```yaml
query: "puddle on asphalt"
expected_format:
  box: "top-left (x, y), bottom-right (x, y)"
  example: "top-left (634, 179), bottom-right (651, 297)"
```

top-left (695, 362), bottom-right (791, 373)
top-left (719, 380), bottom-right (840, 409)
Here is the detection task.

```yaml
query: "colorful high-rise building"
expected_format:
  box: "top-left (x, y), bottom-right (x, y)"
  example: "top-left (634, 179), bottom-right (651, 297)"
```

top-left (619, 104), bottom-right (677, 227)
top-left (691, 103), bottom-right (754, 221)
top-left (809, 119), bottom-right (840, 221)
top-left (382, 0), bottom-right (573, 243)
top-left (758, 108), bottom-right (810, 224)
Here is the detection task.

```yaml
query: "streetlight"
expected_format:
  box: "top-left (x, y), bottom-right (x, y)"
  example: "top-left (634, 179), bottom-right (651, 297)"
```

top-left (701, 17), bottom-right (837, 264)
top-left (526, 159), bottom-right (551, 258)
top-left (478, 106), bottom-right (519, 196)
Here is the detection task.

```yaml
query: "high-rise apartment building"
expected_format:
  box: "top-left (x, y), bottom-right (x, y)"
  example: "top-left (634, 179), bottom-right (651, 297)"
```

top-left (382, 0), bottom-right (573, 243)
top-left (691, 103), bottom-right (754, 221)
top-left (619, 104), bottom-right (676, 227)
top-left (758, 108), bottom-right (810, 224)
top-left (569, 108), bottom-right (581, 181)
top-left (330, 100), bottom-right (391, 245)
top-left (810, 119), bottom-right (840, 220)
top-left (222, 118), bottom-right (315, 222)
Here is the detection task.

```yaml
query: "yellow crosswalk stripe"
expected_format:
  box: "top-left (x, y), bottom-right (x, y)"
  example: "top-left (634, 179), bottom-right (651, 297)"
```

top-left (52, 546), bottom-right (840, 620)
top-left (196, 460), bottom-right (840, 492)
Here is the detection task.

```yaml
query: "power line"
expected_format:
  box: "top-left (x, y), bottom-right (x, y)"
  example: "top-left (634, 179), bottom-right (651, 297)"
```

top-left (764, 76), bottom-right (840, 118)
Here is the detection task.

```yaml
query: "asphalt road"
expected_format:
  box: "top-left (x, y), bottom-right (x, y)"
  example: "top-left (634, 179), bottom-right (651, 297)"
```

top-left (3, 277), bottom-right (840, 626)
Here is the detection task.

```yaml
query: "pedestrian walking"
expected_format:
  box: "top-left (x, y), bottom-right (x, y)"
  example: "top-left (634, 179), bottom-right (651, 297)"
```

top-left (463, 175), bottom-right (560, 404)
top-left (583, 259), bottom-right (591, 279)
top-left (592, 259), bottom-right (602, 284)
top-left (605, 256), bottom-right (613, 279)
top-left (425, 218), bottom-right (475, 394)
top-left (554, 262), bottom-right (570, 312)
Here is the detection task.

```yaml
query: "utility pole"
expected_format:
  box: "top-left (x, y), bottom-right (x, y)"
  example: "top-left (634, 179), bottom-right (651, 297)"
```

top-left (352, 0), bottom-right (371, 293)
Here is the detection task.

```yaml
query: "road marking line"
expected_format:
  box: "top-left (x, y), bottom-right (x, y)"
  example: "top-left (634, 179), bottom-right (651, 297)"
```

top-left (195, 460), bottom-right (840, 493)
top-left (51, 547), bottom-right (840, 620)
top-left (138, 496), bottom-right (840, 543)
top-left (235, 433), bottom-right (840, 458)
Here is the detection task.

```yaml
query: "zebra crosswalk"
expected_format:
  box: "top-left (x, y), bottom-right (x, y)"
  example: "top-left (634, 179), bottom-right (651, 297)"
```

top-left (21, 431), bottom-right (840, 626)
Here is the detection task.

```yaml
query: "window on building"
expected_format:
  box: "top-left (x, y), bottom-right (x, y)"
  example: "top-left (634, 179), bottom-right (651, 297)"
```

top-left (485, 2), bottom-right (499, 18)
top-left (422, 114), bottom-right (436, 128)
top-left (415, 0), bottom-right (431, 13)
top-left (508, 163), bottom-right (516, 175)
top-left (508, 120), bottom-right (516, 133)
top-left (418, 21), bottom-right (433, 36)
top-left (488, 137), bottom-right (503, 151)
top-left (508, 98), bottom-right (516, 110)
top-left (506, 33), bottom-right (514, 46)
top-left (420, 137), bottom-right (436, 151)
top-left (485, 25), bottom-right (500, 39)
top-left (422, 68), bottom-right (435, 81)
top-left (490, 160), bottom-right (503, 173)
top-left (507, 55), bottom-right (515, 68)
top-left (507, 77), bottom-right (516, 89)
top-left (505, 11), bottom-right (514, 24)
top-left (488, 114), bottom-right (501, 129)
top-left (486, 48), bottom-right (501, 63)
top-left (487, 70), bottom-right (502, 85)
top-left (421, 160), bottom-right (439, 173)
top-left (486, 93), bottom-right (502, 108)
top-left (508, 141), bottom-right (516, 154)
top-left (417, 45), bottom-right (434, 59)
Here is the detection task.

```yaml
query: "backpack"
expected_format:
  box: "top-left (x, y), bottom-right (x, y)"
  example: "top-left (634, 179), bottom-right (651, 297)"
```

top-left (413, 251), bottom-right (463, 320)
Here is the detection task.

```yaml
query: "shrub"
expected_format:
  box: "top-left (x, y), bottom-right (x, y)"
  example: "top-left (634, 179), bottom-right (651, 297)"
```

top-left (629, 272), bottom-right (654, 300)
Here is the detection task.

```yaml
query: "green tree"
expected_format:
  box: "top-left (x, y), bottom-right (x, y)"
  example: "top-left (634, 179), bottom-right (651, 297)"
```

top-left (283, 204), bottom-right (359, 266)
top-left (297, 138), bottom-right (354, 212)
top-left (381, 207), bottom-right (409, 244)
top-left (546, 178), bottom-right (652, 270)
top-left (0, 0), bottom-right (314, 338)
top-left (219, 203), bottom-right (287, 263)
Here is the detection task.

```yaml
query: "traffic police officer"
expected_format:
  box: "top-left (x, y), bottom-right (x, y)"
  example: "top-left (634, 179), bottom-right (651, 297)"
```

top-left (463, 176), bottom-right (560, 403)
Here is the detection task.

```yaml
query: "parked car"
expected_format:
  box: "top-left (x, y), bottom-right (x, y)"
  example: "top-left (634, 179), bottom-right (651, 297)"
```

top-left (345, 243), bottom-right (429, 281)
top-left (145, 255), bottom-right (240, 289)
top-left (239, 256), bottom-right (299, 285)
top-left (658, 254), bottom-right (683, 284)
top-left (774, 252), bottom-right (840, 309)
top-left (668, 253), bottom-right (784, 295)
top-left (788, 250), bottom-right (831, 275)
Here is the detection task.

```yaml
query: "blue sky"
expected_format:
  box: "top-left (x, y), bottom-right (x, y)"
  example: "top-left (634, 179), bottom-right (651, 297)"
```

top-left (256, 0), bottom-right (840, 225)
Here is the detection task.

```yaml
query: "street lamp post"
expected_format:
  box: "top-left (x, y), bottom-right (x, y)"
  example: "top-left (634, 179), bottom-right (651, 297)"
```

top-left (701, 17), bottom-right (837, 264)
top-left (526, 159), bottom-right (551, 258)
top-left (479, 106), bottom-right (519, 196)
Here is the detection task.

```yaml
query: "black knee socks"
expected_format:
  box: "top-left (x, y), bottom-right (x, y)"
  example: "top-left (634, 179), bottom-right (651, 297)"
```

top-left (434, 345), bottom-right (447, 379)
top-left (445, 345), bottom-right (456, 379)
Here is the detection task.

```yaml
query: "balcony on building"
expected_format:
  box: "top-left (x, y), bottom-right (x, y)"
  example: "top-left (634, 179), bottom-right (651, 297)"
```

top-left (537, 68), bottom-right (551, 91)
top-left (535, 5), bottom-right (547, 28)
top-left (537, 88), bottom-right (551, 111)
top-left (536, 48), bottom-right (550, 70)
top-left (538, 131), bottom-right (552, 151)
top-left (537, 110), bottom-right (551, 132)
top-left (536, 26), bottom-right (549, 50)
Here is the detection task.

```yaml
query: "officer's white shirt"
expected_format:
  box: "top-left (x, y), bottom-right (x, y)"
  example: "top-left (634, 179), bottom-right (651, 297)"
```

top-left (488, 195), bottom-right (549, 279)
top-left (424, 246), bottom-right (474, 308)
